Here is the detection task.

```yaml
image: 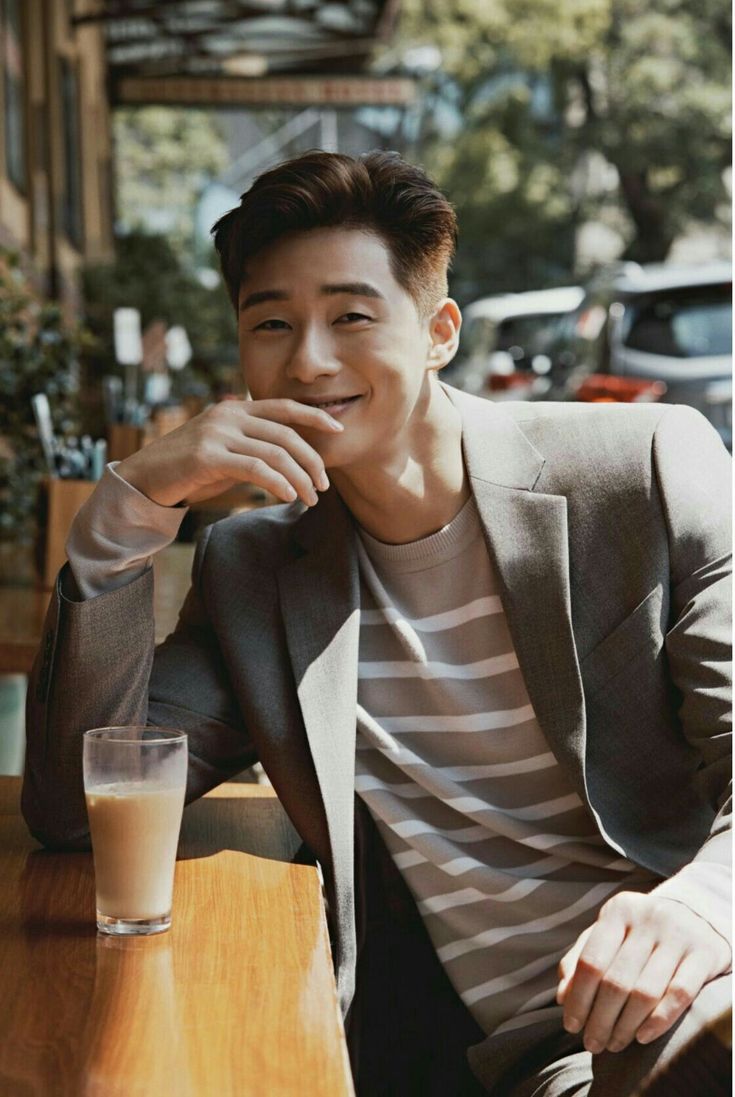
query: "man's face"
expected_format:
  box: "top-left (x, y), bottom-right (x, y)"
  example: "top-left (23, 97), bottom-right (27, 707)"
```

top-left (237, 227), bottom-right (452, 472)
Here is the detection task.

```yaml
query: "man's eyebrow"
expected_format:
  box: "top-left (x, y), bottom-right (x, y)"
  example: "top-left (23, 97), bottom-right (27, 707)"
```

top-left (320, 282), bottom-right (384, 299)
top-left (239, 289), bottom-right (290, 311)
top-left (239, 281), bottom-right (385, 311)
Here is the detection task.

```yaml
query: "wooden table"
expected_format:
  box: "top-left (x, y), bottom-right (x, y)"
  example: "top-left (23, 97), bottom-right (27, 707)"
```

top-left (0, 777), bottom-right (354, 1096)
top-left (0, 543), bottom-right (196, 674)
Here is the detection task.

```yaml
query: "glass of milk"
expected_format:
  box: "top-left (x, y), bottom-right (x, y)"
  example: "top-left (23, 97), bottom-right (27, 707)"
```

top-left (83, 726), bottom-right (188, 936)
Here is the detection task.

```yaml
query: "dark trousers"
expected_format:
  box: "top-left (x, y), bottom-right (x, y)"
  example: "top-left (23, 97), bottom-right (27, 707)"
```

top-left (346, 805), bottom-right (488, 1096)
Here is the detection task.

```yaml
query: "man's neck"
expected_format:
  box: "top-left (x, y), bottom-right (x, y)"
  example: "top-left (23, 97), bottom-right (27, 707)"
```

top-left (330, 385), bottom-right (470, 545)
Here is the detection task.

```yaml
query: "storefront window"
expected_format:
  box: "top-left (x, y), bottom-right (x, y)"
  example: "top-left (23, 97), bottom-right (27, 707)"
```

top-left (2, 0), bottom-right (26, 193)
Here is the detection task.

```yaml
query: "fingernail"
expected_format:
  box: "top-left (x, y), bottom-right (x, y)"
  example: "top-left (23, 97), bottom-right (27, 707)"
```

top-left (637, 1030), bottom-right (655, 1045)
top-left (564, 1017), bottom-right (582, 1034)
top-left (327, 417), bottom-right (344, 431)
top-left (317, 471), bottom-right (329, 491)
top-left (585, 1038), bottom-right (602, 1055)
top-left (607, 1040), bottom-right (625, 1053)
top-left (308, 490), bottom-right (319, 506)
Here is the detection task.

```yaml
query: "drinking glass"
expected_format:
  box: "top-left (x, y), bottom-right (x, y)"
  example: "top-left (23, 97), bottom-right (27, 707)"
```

top-left (83, 726), bottom-right (188, 936)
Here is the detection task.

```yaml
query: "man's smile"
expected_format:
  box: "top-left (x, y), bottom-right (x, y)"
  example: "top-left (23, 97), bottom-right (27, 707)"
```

top-left (297, 394), bottom-right (363, 416)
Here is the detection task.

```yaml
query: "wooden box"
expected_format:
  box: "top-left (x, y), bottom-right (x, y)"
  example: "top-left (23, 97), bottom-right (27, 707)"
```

top-left (38, 477), bottom-right (97, 588)
top-left (106, 423), bottom-right (147, 462)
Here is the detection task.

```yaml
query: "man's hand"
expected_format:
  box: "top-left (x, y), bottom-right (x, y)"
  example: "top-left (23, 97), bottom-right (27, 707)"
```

top-left (556, 891), bottom-right (731, 1055)
top-left (116, 398), bottom-right (344, 508)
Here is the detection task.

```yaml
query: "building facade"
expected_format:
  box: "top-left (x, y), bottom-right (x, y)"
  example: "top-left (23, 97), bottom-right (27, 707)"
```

top-left (0, 0), bottom-right (114, 310)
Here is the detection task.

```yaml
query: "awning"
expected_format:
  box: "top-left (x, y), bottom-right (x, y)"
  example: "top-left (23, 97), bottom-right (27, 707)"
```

top-left (73, 0), bottom-right (403, 105)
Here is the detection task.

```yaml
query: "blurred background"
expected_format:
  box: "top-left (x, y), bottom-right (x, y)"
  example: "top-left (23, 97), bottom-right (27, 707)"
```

top-left (0, 0), bottom-right (731, 769)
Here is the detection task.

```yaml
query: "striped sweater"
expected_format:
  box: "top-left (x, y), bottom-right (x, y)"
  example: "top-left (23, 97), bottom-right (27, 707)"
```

top-left (354, 496), bottom-right (659, 1039)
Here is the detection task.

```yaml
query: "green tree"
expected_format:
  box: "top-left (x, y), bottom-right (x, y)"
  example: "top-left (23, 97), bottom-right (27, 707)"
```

top-left (82, 231), bottom-right (238, 391)
top-left (576, 0), bottom-right (731, 261)
top-left (397, 0), bottom-right (731, 296)
top-left (86, 110), bottom-right (239, 416)
top-left (114, 107), bottom-right (229, 258)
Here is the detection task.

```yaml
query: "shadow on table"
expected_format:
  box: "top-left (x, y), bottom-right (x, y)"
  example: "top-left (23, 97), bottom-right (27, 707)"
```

top-left (17, 849), bottom-right (97, 940)
top-left (178, 794), bottom-right (303, 863)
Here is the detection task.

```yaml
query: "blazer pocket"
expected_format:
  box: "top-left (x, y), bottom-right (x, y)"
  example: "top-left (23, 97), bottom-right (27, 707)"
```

top-left (580, 586), bottom-right (664, 699)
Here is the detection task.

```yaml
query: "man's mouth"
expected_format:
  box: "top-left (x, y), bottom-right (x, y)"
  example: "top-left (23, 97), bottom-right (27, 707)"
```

top-left (302, 394), bottom-right (362, 415)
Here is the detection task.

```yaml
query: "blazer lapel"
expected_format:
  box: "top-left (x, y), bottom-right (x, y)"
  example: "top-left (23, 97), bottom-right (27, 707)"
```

top-left (448, 388), bottom-right (588, 797)
top-left (276, 489), bottom-right (360, 1007)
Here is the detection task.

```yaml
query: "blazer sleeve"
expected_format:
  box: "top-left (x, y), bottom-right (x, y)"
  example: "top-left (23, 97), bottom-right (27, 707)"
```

top-left (21, 524), bottom-right (256, 850)
top-left (647, 405), bottom-right (732, 950)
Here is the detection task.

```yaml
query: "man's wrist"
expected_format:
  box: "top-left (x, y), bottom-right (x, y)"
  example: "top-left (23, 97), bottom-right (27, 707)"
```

top-left (115, 457), bottom-right (183, 508)
top-left (655, 896), bottom-right (733, 972)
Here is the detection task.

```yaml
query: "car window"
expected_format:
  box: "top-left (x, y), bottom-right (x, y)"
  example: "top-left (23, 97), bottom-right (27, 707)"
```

top-left (457, 315), bottom-right (497, 361)
top-left (622, 283), bottom-right (732, 358)
top-left (496, 314), bottom-right (559, 351)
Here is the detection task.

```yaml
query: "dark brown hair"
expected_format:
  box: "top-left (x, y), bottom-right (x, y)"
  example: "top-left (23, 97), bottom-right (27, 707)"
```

top-left (212, 150), bottom-right (457, 317)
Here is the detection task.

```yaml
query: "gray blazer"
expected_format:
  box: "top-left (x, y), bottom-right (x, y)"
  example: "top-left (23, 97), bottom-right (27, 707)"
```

top-left (23, 386), bottom-right (732, 1021)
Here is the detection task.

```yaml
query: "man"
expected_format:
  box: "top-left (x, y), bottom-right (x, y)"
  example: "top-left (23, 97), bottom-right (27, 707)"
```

top-left (23, 151), bottom-right (731, 1096)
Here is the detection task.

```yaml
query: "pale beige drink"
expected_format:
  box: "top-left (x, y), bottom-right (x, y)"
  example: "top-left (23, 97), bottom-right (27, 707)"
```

top-left (83, 726), bottom-right (188, 935)
top-left (86, 782), bottom-right (186, 921)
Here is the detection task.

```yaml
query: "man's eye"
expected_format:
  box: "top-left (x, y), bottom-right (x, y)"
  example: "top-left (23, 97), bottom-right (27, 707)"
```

top-left (336, 312), bottom-right (372, 324)
top-left (253, 319), bottom-right (290, 331)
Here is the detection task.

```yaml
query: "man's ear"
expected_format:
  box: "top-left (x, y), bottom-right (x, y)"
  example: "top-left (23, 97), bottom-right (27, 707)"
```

top-left (427, 299), bottom-right (462, 372)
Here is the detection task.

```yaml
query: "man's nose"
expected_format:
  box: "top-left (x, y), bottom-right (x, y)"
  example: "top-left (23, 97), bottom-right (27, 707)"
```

top-left (285, 328), bottom-right (340, 384)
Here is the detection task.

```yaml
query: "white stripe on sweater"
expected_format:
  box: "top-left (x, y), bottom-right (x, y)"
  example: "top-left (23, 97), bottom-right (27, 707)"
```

top-left (507, 985), bottom-right (560, 1016)
top-left (437, 882), bottom-right (619, 962)
top-left (435, 852), bottom-right (571, 878)
top-left (391, 819), bottom-right (489, 842)
top-left (436, 753), bottom-right (559, 780)
top-left (390, 848), bottom-right (573, 879)
top-left (461, 949), bottom-right (566, 1007)
top-left (360, 595), bottom-right (503, 631)
top-left (355, 774), bottom-right (428, 798)
top-left (393, 849), bottom-right (428, 869)
top-left (355, 775), bottom-right (581, 820)
top-left (358, 651), bottom-right (519, 679)
top-left (418, 878), bottom-right (542, 915)
top-left (385, 816), bottom-right (591, 860)
top-left (380, 705), bottom-right (536, 734)
top-left (357, 738), bottom-right (559, 779)
top-left (444, 792), bottom-right (582, 820)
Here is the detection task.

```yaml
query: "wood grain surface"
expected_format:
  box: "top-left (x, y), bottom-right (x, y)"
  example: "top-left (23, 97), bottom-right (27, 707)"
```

top-left (0, 778), bottom-right (354, 1096)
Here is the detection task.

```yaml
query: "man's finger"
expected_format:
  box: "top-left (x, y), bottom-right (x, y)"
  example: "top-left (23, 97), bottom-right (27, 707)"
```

top-left (250, 398), bottom-right (345, 433)
top-left (635, 952), bottom-right (707, 1044)
top-left (579, 931), bottom-right (655, 1052)
top-left (227, 437), bottom-right (323, 506)
top-left (235, 416), bottom-right (331, 488)
top-left (217, 451), bottom-right (302, 504)
top-left (605, 946), bottom-right (681, 1052)
top-left (557, 925), bottom-right (593, 1003)
top-left (561, 911), bottom-right (627, 1034)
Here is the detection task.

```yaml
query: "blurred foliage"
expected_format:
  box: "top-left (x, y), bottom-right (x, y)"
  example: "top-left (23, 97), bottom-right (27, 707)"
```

top-left (114, 107), bottom-right (229, 257)
top-left (98, 107), bottom-right (238, 395)
top-left (0, 251), bottom-right (85, 544)
top-left (82, 231), bottom-right (238, 392)
top-left (397, 0), bottom-right (731, 298)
